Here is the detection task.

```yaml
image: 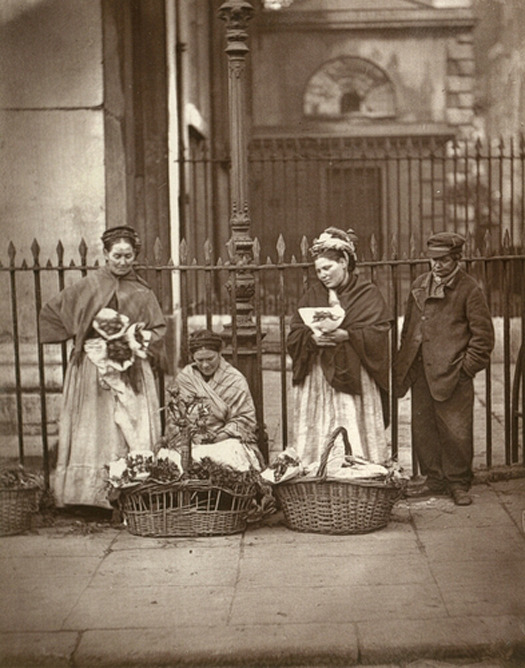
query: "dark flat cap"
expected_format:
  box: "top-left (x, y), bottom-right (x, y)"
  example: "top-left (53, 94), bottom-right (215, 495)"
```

top-left (426, 232), bottom-right (465, 258)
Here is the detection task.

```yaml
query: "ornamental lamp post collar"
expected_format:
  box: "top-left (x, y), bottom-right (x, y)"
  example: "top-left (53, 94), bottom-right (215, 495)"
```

top-left (218, 0), bottom-right (254, 39)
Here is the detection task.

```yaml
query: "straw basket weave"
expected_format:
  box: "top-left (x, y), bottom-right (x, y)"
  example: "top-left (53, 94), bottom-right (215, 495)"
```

top-left (274, 427), bottom-right (404, 535)
top-left (0, 487), bottom-right (39, 536)
top-left (119, 478), bottom-right (256, 537)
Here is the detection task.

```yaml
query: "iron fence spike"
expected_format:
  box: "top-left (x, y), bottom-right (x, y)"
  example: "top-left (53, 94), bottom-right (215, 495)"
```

top-left (225, 237), bottom-right (235, 262)
top-left (390, 232), bottom-right (399, 259)
top-left (300, 235), bottom-right (309, 260)
top-left (8, 241), bottom-right (16, 261)
top-left (56, 240), bottom-right (64, 262)
top-left (179, 239), bottom-right (188, 263)
top-left (484, 230), bottom-right (492, 255)
top-left (204, 239), bottom-right (213, 264)
top-left (253, 237), bottom-right (261, 263)
top-left (370, 233), bottom-right (378, 260)
top-left (276, 234), bottom-right (286, 262)
top-left (502, 228), bottom-right (511, 251)
top-left (31, 239), bottom-right (40, 262)
top-left (464, 230), bottom-right (472, 257)
top-left (409, 233), bottom-right (417, 259)
top-left (21, 258), bottom-right (28, 269)
top-left (78, 238), bottom-right (88, 263)
top-left (153, 237), bottom-right (163, 264)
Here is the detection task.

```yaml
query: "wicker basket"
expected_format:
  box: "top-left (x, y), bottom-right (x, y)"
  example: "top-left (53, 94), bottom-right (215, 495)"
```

top-left (0, 487), bottom-right (39, 536)
top-left (119, 478), bottom-right (256, 537)
top-left (274, 427), bottom-right (404, 535)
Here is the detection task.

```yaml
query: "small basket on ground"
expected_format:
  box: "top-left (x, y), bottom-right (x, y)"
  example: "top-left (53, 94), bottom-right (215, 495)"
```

top-left (274, 427), bottom-right (404, 535)
top-left (0, 487), bottom-right (40, 536)
top-left (119, 476), bottom-right (257, 538)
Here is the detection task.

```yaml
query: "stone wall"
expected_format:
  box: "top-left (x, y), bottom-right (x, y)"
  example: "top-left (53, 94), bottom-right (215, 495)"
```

top-left (446, 31), bottom-right (476, 135)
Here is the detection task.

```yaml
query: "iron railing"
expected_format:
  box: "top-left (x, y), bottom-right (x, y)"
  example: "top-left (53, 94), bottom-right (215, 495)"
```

top-left (183, 136), bottom-right (525, 269)
top-left (1, 238), bottom-right (524, 488)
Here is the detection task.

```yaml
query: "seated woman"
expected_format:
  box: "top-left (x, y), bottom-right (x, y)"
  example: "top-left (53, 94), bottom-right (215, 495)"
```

top-left (166, 329), bottom-right (264, 470)
top-left (287, 227), bottom-right (391, 467)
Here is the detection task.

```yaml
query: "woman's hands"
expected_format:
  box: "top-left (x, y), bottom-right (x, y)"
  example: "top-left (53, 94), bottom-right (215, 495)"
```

top-left (312, 328), bottom-right (349, 347)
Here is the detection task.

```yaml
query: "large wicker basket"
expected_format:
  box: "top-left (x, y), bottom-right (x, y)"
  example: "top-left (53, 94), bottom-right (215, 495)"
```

top-left (274, 427), bottom-right (404, 535)
top-left (0, 487), bottom-right (39, 536)
top-left (119, 478), bottom-right (256, 537)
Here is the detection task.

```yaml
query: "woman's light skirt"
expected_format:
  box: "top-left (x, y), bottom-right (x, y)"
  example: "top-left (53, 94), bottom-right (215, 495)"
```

top-left (53, 357), bottom-right (161, 508)
top-left (292, 357), bottom-right (388, 468)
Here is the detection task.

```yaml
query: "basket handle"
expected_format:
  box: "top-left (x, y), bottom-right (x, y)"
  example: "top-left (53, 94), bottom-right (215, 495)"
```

top-left (316, 427), bottom-right (353, 481)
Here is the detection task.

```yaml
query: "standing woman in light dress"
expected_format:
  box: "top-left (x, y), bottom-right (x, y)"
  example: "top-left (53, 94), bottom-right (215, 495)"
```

top-left (39, 226), bottom-right (167, 510)
top-left (287, 227), bottom-right (391, 467)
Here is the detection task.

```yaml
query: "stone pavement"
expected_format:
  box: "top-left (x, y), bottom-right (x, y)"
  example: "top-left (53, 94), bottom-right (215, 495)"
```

top-left (1, 478), bottom-right (524, 667)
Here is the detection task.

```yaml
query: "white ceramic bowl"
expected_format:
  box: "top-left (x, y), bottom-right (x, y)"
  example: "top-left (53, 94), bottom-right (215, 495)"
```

top-left (298, 305), bottom-right (345, 334)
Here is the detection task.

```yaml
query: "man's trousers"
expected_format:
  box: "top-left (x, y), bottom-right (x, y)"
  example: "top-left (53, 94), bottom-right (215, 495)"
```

top-left (411, 361), bottom-right (474, 491)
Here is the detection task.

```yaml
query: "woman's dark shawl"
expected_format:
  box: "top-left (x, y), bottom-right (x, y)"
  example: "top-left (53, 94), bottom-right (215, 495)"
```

top-left (287, 274), bottom-right (391, 399)
top-left (39, 265), bottom-right (167, 367)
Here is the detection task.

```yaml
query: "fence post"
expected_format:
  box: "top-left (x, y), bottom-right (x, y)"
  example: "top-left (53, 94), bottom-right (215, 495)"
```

top-left (218, 0), bottom-right (267, 461)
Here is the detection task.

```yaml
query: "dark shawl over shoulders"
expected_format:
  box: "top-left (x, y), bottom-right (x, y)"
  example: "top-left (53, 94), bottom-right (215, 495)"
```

top-left (39, 265), bottom-right (167, 367)
top-left (287, 274), bottom-right (391, 396)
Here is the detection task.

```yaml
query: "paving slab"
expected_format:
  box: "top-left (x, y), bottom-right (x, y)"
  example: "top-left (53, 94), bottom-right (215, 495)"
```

top-left (408, 493), bottom-right (517, 531)
top-left (0, 529), bottom-right (115, 558)
top-left (413, 524), bottom-right (525, 562)
top-left (75, 623), bottom-right (359, 667)
top-left (1, 478), bottom-right (524, 666)
top-left (357, 615), bottom-right (525, 664)
top-left (229, 582), bottom-right (447, 626)
top-left (91, 545), bottom-right (240, 588)
top-left (0, 584), bottom-right (86, 632)
top-left (62, 584), bottom-right (234, 630)
top-left (0, 631), bottom-right (78, 668)
top-left (238, 552), bottom-right (433, 588)
top-left (111, 530), bottom-right (243, 551)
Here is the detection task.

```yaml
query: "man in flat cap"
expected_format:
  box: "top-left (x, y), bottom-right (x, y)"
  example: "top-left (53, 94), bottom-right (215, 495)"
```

top-left (394, 232), bottom-right (494, 505)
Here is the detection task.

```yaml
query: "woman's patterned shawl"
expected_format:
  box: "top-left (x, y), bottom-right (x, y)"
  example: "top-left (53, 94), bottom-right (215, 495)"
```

top-left (287, 273), bottom-right (391, 396)
top-left (39, 265), bottom-right (167, 366)
top-left (175, 357), bottom-right (258, 446)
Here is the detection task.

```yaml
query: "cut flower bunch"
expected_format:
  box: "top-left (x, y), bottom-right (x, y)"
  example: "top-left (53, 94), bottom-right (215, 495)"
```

top-left (84, 307), bottom-right (152, 374)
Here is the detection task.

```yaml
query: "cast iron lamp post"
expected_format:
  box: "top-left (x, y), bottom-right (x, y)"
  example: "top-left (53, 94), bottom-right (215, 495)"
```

top-left (218, 0), bottom-right (267, 460)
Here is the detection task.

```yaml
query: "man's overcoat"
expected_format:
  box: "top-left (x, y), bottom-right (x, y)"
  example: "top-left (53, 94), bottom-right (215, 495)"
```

top-left (394, 269), bottom-right (494, 402)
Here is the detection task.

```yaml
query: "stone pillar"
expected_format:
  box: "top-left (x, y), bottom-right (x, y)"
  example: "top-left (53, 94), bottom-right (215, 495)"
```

top-left (218, 0), bottom-right (267, 461)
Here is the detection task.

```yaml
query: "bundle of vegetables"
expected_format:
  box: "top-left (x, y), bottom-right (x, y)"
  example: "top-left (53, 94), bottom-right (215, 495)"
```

top-left (186, 457), bottom-right (260, 491)
top-left (261, 448), bottom-right (302, 484)
top-left (108, 449), bottom-right (182, 488)
top-left (0, 464), bottom-right (44, 490)
top-left (108, 450), bottom-right (260, 492)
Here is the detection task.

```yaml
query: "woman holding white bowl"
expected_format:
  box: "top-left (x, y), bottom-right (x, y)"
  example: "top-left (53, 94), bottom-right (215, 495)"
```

top-left (287, 227), bottom-right (391, 467)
